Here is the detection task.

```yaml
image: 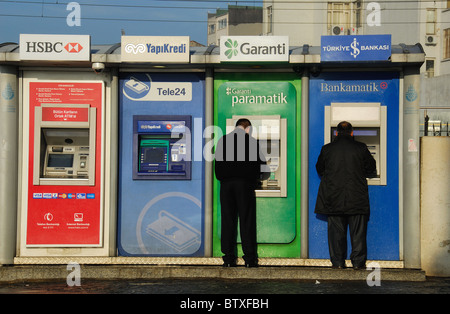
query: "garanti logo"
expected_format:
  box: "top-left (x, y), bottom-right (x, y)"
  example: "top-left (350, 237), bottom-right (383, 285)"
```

top-left (224, 39), bottom-right (239, 59)
top-left (220, 36), bottom-right (289, 62)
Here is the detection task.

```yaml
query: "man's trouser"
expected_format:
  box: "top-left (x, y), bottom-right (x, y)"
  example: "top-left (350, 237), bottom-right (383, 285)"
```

top-left (220, 179), bottom-right (257, 265)
top-left (327, 214), bottom-right (368, 268)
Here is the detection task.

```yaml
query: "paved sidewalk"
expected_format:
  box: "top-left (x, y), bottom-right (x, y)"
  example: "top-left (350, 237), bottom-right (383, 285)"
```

top-left (0, 273), bottom-right (448, 295)
top-left (0, 264), bottom-right (426, 283)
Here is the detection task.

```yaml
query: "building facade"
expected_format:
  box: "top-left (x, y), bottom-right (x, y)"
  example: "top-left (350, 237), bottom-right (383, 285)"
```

top-left (207, 5), bottom-right (263, 46)
top-left (263, 0), bottom-right (450, 77)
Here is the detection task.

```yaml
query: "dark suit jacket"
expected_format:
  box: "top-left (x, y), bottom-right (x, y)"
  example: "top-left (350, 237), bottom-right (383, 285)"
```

top-left (214, 128), bottom-right (265, 184)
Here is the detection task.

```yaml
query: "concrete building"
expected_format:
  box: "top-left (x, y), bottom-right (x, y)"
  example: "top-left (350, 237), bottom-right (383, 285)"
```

top-left (207, 5), bottom-right (263, 46)
top-left (263, 0), bottom-right (450, 77)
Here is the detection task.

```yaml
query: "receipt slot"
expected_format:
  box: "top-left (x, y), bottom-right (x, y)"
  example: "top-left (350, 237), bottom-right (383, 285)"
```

top-left (133, 115), bottom-right (191, 180)
top-left (324, 102), bottom-right (386, 185)
top-left (33, 104), bottom-right (96, 185)
top-left (226, 115), bottom-right (287, 197)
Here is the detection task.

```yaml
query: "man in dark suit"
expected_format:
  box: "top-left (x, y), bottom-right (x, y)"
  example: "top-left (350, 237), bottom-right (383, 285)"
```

top-left (315, 121), bottom-right (376, 270)
top-left (214, 118), bottom-right (266, 268)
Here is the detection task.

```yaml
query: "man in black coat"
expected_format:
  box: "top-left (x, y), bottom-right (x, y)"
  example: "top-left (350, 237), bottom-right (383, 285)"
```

top-left (315, 121), bottom-right (376, 270)
top-left (214, 118), bottom-right (266, 267)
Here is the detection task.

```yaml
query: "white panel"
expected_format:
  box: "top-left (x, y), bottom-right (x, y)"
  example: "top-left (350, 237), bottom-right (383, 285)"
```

top-left (331, 102), bottom-right (381, 126)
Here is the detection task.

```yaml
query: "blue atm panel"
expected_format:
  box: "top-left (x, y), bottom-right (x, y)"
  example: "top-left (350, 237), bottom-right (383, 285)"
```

top-left (118, 73), bottom-right (204, 256)
top-left (308, 72), bottom-right (400, 261)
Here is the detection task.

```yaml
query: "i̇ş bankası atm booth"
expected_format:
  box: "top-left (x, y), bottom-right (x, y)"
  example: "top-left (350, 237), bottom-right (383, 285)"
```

top-left (308, 35), bottom-right (422, 267)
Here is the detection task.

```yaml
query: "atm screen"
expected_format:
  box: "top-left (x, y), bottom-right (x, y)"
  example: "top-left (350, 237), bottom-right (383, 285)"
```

top-left (354, 129), bottom-right (377, 136)
top-left (331, 128), bottom-right (378, 140)
top-left (47, 154), bottom-right (74, 168)
top-left (138, 140), bottom-right (169, 173)
top-left (141, 147), bottom-right (166, 164)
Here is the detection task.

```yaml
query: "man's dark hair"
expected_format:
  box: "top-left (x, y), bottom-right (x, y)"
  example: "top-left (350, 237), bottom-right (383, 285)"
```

top-left (235, 118), bottom-right (252, 129)
top-left (337, 121), bottom-right (353, 136)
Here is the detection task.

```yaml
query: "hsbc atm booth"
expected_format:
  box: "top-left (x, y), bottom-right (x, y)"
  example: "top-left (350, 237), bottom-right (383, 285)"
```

top-left (15, 34), bottom-right (115, 258)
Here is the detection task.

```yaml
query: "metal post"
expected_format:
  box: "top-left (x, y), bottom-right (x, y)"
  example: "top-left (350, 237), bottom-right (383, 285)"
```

top-left (402, 66), bottom-right (421, 269)
top-left (204, 67), bottom-right (214, 256)
top-left (0, 66), bottom-right (18, 265)
top-left (109, 67), bottom-right (119, 256)
top-left (301, 69), bottom-right (309, 259)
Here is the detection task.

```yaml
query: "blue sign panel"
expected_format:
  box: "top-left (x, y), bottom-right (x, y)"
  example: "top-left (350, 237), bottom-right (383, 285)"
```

top-left (309, 72), bottom-right (400, 261)
top-left (137, 120), bottom-right (186, 133)
top-left (321, 35), bottom-right (391, 62)
top-left (118, 73), bottom-right (205, 256)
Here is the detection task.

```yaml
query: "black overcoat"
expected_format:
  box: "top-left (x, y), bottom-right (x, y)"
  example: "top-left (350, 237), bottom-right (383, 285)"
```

top-left (314, 134), bottom-right (376, 216)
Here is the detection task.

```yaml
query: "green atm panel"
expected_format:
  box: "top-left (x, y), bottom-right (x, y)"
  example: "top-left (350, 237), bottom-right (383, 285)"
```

top-left (213, 73), bottom-right (301, 258)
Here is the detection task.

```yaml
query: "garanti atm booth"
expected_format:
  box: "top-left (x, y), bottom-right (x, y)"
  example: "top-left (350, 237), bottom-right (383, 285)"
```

top-left (213, 73), bottom-right (302, 259)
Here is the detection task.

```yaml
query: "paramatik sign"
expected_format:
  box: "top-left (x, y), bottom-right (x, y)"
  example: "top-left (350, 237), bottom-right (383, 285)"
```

top-left (20, 34), bottom-right (90, 61)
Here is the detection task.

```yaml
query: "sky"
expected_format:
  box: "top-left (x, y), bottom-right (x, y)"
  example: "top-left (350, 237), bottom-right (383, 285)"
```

top-left (0, 0), bottom-right (263, 46)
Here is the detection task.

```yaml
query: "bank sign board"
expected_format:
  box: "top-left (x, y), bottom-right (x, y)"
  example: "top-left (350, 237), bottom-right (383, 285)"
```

top-left (220, 36), bottom-right (289, 62)
top-left (20, 34), bottom-right (90, 61)
top-left (121, 36), bottom-right (190, 63)
top-left (321, 34), bottom-right (391, 62)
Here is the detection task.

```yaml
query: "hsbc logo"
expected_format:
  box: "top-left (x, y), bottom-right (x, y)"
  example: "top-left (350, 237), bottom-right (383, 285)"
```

top-left (25, 42), bottom-right (83, 53)
top-left (20, 34), bottom-right (90, 61)
top-left (65, 43), bottom-right (83, 53)
top-left (26, 42), bottom-right (64, 53)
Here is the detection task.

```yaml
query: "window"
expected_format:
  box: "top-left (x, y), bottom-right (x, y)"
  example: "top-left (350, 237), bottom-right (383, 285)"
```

top-left (208, 24), bottom-right (216, 35)
top-left (327, 1), bottom-right (361, 35)
top-left (444, 29), bottom-right (450, 60)
top-left (218, 18), bottom-right (227, 30)
top-left (426, 59), bottom-right (435, 78)
top-left (426, 9), bottom-right (436, 35)
top-left (267, 6), bottom-right (273, 34)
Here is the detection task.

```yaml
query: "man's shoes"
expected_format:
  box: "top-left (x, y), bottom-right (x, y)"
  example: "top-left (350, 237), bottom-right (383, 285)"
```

top-left (352, 265), bottom-right (366, 270)
top-left (245, 262), bottom-right (258, 268)
top-left (222, 262), bottom-right (237, 267)
top-left (331, 265), bottom-right (346, 269)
